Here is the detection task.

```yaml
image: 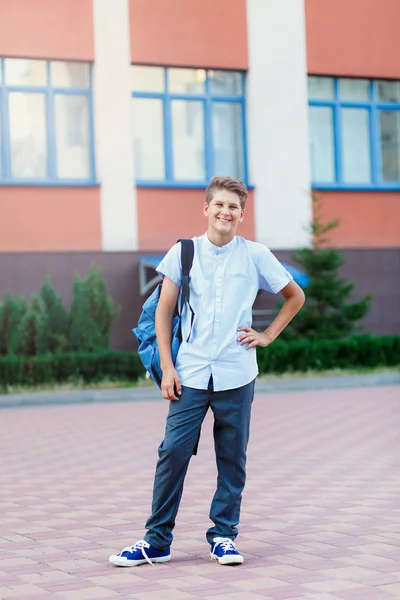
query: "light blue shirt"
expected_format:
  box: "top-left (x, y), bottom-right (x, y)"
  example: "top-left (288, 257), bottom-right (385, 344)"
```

top-left (156, 234), bottom-right (293, 391)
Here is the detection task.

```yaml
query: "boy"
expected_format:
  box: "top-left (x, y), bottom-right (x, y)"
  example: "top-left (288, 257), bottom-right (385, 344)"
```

top-left (109, 176), bottom-right (305, 567)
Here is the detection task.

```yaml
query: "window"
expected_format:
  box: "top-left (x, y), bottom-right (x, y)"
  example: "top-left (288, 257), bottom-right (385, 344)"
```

top-left (131, 66), bottom-right (247, 185)
top-left (308, 76), bottom-right (400, 189)
top-left (0, 58), bottom-right (95, 184)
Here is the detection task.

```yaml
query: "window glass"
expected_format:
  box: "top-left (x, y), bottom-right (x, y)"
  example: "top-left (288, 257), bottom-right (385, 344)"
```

top-left (209, 71), bottom-right (243, 95)
top-left (169, 68), bottom-right (205, 94)
top-left (5, 58), bottom-right (47, 86)
top-left (339, 79), bottom-right (370, 101)
top-left (308, 106), bottom-right (335, 182)
top-left (377, 81), bottom-right (400, 104)
top-left (131, 66), bottom-right (164, 93)
top-left (9, 92), bottom-right (47, 177)
top-left (132, 98), bottom-right (165, 180)
top-left (379, 110), bottom-right (400, 182)
top-left (51, 62), bottom-right (89, 88)
top-left (308, 76), bottom-right (334, 100)
top-left (212, 103), bottom-right (244, 178)
top-left (171, 100), bottom-right (205, 180)
top-left (54, 95), bottom-right (90, 179)
top-left (342, 108), bottom-right (371, 182)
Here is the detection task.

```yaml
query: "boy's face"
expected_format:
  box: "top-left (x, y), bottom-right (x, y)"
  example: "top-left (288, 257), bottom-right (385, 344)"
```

top-left (204, 190), bottom-right (244, 238)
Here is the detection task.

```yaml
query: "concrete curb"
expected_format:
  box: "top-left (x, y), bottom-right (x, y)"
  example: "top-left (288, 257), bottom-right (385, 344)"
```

top-left (0, 372), bottom-right (399, 410)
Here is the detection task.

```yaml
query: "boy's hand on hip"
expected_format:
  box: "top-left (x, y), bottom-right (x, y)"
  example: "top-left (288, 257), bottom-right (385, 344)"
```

top-left (161, 367), bottom-right (182, 401)
top-left (237, 327), bottom-right (273, 350)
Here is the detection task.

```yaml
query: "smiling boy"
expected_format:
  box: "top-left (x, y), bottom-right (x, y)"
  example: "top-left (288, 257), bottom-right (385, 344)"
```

top-left (109, 176), bottom-right (305, 567)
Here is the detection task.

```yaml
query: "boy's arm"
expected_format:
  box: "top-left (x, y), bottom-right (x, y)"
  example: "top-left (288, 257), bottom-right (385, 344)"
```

top-left (155, 276), bottom-right (182, 401)
top-left (238, 281), bottom-right (305, 349)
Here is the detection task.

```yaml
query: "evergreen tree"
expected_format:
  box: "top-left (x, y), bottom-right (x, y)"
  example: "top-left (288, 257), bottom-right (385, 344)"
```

top-left (86, 263), bottom-right (118, 347)
top-left (38, 276), bottom-right (69, 353)
top-left (0, 294), bottom-right (12, 355)
top-left (68, 264), bottom-right (118, 351)
top-left (280, 194), bottom-right (371, 341)
top-left (14, 294), bottom-right (45, 356)
top-left (0, 294), bottom-right (29, 354)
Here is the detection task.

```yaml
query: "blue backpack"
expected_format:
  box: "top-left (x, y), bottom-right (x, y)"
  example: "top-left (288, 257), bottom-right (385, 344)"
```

top-left (133, 239), bottom-right (195, 388)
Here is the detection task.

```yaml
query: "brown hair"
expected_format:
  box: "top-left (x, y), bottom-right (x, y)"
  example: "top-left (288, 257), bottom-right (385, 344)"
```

top-left (205, 176), bottom-right (248, 208)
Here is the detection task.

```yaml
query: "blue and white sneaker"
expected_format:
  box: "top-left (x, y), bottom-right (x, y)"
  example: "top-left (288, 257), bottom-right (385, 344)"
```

top-left (109, 539), bottom-right (171, 567)
top-left (210, 537), bottom-right (244, 565)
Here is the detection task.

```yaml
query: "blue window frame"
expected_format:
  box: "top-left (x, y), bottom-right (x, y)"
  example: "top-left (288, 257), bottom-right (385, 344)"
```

top-left (308, 76), bottom-right (400, 191)
top-left (0, 58), bottom-right (96, 186)
top-left (131, 66), bottom-right (248, 187)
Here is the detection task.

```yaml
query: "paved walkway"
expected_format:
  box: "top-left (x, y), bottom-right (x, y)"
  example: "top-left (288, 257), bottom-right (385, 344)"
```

top-left (1, 385), bottom-right (400, 600)
top-left (1, 372), bottom-right (400, 410)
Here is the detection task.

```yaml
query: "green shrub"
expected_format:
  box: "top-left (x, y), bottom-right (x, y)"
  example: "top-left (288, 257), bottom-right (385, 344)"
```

top-left (257, 335), bottom-right (400, 373)
top-left (14, 295), bottom-right (45, 356)
top-left (0, 294), bottom-right (29, 355)
top-left (38, 276), bottom-right (69, 354)
top-left (0, 265), bottom-right (118, 357)
top-left (0, 351), bottom-right (145, 388)
top-left (68, 264), bottom-right (119, 352)
top-left (0, 336), bottom-right (398, 390)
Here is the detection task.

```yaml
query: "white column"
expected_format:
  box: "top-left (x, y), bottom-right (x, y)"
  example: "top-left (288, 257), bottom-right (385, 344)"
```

top-left (93, 0), bottom-right (138, 251)
top-left (246, 0), bottom-right (312, 249)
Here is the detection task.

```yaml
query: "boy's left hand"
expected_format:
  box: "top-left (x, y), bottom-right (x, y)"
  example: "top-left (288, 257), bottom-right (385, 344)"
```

top-left (237, 327), bottom-right (273, 350)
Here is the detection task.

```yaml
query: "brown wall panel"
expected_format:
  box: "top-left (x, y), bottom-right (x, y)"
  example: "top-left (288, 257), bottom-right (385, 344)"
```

top-left (0, 252), bottom-right (140, 351)
top-left (1, 249), bottom-right (399, 352)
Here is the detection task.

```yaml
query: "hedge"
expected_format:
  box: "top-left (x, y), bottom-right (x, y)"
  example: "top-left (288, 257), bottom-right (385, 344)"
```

top-left (0, 335), bottom-right (399, 389)
top-left (0, 351), bottom-right (145, 388)
top-left (256, 335), bottom-right (400, 373)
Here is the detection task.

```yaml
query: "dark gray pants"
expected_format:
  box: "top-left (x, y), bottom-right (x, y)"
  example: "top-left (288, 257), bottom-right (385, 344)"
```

top-left (144, 377), bottom-right (255, 549)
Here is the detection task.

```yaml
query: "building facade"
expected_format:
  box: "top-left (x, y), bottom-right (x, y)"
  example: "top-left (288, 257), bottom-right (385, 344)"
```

top-left (0, 0), bottom-right (399, 348)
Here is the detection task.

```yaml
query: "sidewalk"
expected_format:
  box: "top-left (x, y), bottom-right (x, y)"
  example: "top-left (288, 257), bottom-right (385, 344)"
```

top-left (1, 383), bottom-right (400, 599)
top-left (1, 371), bottom-right (399, 409)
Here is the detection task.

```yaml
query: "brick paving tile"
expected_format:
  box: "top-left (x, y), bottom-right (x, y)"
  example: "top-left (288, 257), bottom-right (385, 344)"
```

top-left (1, 385), bottom-right (400, 599)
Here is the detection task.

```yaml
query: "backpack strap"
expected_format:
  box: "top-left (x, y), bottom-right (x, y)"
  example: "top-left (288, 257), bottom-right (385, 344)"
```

top-left (177, 239), bottom-right (195, 342)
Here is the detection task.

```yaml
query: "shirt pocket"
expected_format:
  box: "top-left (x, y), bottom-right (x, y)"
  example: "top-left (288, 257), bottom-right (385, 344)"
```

top-left (227, 271), bottom-right (250, 280)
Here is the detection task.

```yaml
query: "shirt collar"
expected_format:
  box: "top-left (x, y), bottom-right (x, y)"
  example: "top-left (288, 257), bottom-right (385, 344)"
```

top-left (202, 233), bottom-right (237, 254)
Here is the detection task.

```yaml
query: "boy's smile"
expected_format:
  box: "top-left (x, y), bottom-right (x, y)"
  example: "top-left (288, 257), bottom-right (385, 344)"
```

top-left (204, 190), bottom-right (244, 245)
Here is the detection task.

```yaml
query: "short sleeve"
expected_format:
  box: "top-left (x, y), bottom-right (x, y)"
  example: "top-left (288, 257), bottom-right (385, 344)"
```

top-left (156, 242), bottom-right (182, 287)
top-left (255, 244), bottom-right (293, 294)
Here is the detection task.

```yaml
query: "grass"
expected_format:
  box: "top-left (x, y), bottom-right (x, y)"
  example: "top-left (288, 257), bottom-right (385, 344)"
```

top-left (0, 366), bottom-right (398, 395)
top-left (257, 365), bottom-right (400, 381)
top-left (1, 376), bottom-right (147, 395)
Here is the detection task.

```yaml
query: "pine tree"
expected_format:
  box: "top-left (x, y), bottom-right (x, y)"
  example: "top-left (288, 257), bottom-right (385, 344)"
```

top-left (86, 263), bottom-right (118, 347)
top-left (0, 294), bottom-right (29, 354)
top-left (68, 264), bottom-right (118, 351)
top-left (280, 194), bottom-right (371, 341)
top-left (37, 276), bottom-right (69, 353)
top-left (15, 294), bottom-right (45, 356)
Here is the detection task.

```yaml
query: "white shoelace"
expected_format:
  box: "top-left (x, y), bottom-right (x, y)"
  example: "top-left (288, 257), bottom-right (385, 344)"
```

top-left (215, 537), bottom-right (236, 553)
top-left (121, 539), bottom-right (154, 566)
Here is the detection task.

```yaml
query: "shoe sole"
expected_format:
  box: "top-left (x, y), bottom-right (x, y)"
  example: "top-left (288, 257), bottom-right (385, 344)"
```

top-left (109, 554), bottom-right (171, 567)
top-left (210, 552), bottom-right (244, 565)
